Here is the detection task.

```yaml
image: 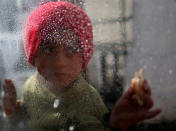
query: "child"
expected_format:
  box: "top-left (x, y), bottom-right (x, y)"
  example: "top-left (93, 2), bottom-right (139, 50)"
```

top-left (3, 2), bottom-right (109, 131)
top-left (2, 1), bottom-right (161, 131)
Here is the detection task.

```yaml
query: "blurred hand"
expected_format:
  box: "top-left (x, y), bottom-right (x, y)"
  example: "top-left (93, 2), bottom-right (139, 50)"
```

top-left (109, 80), bottom-right (161, 131)
top-left (2, 79), bottom-right (19, 116)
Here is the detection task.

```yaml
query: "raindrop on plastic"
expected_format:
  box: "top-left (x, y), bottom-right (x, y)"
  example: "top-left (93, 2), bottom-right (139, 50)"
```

top-left (69, 125), bottom-right (75, 131)
top-left (53, 99), bottom-right (60, 108)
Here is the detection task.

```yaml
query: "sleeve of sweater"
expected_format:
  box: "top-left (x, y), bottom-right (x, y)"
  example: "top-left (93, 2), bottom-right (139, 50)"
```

top-left (7, 77), bottom-right (32, 124)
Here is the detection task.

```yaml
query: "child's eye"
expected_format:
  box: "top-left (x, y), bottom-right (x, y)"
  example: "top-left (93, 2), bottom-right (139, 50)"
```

top-left (67, 47), bottom-right (77, 55)
top-left (43, 47), bottom-right (55, 54)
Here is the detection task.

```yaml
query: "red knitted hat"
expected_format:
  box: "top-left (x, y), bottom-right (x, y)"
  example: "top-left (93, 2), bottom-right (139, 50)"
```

top-left (23, 1), bottom-right (93, 70)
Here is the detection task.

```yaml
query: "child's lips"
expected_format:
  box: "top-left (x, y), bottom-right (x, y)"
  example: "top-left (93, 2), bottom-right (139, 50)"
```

top-left (54, 72), bottom-right (67, 77)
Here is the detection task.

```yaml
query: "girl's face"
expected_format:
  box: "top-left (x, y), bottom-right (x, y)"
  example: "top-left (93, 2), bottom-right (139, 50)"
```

top-left (34, 30), bottom-right (83, 89)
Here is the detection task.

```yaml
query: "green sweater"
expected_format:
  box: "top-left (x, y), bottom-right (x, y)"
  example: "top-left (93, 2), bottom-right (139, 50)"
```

top-left (11, 73), bottom-right (109, 131)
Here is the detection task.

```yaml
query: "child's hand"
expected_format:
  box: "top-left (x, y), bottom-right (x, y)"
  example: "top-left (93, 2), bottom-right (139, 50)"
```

top-left (109, 80), bottom-right (161, 131)
top-left (2, 79), bottom-right (19, 116)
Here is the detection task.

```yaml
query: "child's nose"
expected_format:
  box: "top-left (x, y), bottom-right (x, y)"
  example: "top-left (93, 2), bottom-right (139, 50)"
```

top-left (54, 46), bottom-right (67, 66)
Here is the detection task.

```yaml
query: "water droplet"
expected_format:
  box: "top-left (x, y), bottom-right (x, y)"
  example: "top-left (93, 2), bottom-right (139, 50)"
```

top-left (1, 91), bottom-right (4, 97)
top-left (53, 99), bottom-right (60, 108)
top-left (87, 23), bottom-right (91, 26)
top-left (3, 112), bottom-right (6, 118)
top-left (168, 69), bottom-right (173, 75)
top-left (18, 121), bottom-right (24, 128)
top-left (69, 125), bottom-right (75, 131)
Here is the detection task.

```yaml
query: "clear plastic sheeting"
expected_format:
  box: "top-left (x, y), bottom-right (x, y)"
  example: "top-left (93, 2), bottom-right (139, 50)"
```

top-left (0, 0), bottom-right (130, 130)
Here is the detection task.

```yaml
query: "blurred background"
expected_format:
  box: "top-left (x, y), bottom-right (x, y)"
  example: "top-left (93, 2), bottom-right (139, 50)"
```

top-left (0, 0), bottom-right (176, 130)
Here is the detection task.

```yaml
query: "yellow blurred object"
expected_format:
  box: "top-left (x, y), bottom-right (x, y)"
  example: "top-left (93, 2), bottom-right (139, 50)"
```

top-left (131, 69), bottom-right (144, 106)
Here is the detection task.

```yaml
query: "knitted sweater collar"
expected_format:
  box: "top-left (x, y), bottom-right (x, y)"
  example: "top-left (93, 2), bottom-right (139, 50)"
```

top-left (36, 72), bottom-right (85, 99)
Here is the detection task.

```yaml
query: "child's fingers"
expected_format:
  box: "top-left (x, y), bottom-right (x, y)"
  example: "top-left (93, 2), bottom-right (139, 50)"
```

top-left (123, 87), bottom-right (135, 99)
top-left (2, 96), bottom-right (17, 114)
top-left (130, 93), bottom-right (153, 109)
top-left (2, 96), bottom-right (17, 115)
top-left (137, 108), bottom-right (161, 122)
top-left (3, 85), bottom-right (16, 96)
top-left (2, 89), bottom-right (17, 110)
top-left (5, 79), bottom-right (15, 88)
top-left (142, 80), bottom-right (151, 96)
top-left (3, 95), bottom-right (16, 105)
top-left (3, 79), bottom-right (16, 93)
top-left (2, 84), bottom-right (17, 101)
top-left (144, 108), bottom-right (162, 119)
top-left (142, 94), bottom-right (153, 109)
top-left (5, 79), bottom-right (14, 86)
top-left (3, 84), bottom-right (11, 93)
top-left (3, 91), bottom-right (16, 99)
top-left (3, 87), bottom-right (17, 99)
top-left (125, 80), bottom-right (151, 100)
